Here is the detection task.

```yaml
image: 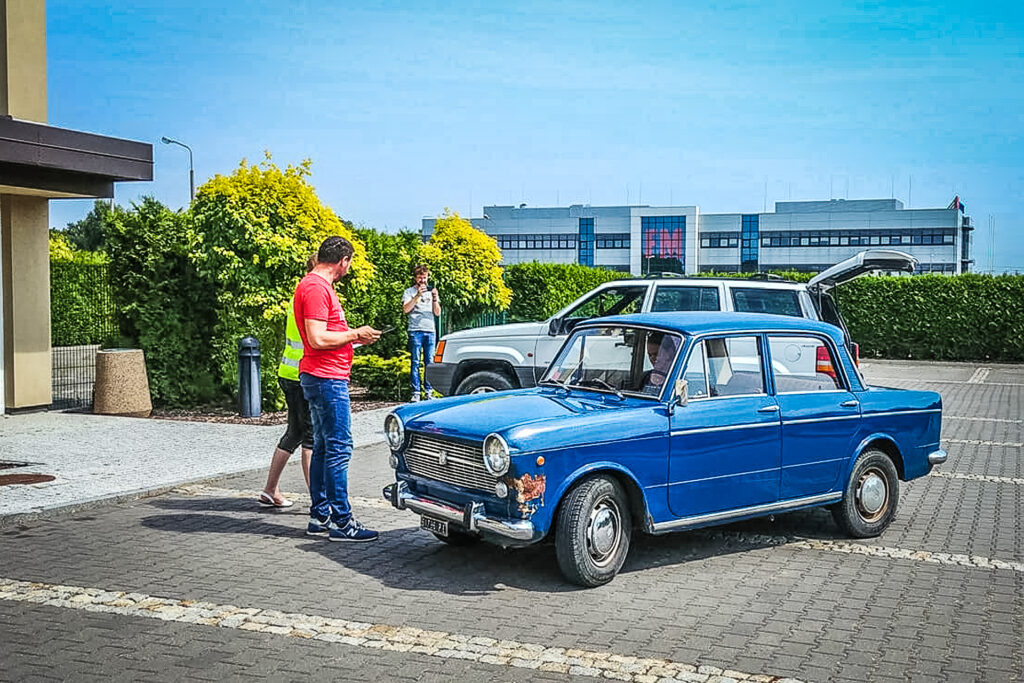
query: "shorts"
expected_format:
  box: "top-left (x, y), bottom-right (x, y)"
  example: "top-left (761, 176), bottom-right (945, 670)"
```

top-left (277, 376), bottom-right (314, 453)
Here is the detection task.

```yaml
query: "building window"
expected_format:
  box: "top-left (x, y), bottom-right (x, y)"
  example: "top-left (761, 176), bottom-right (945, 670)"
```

top-left (642, 215), bottom-right (686, 274)
top-left (595, 233), bottom-right (630, 249)
top-left (741, 215), bottom-right (759, 273)
top-left (578, 218), bottom-right (594, 266)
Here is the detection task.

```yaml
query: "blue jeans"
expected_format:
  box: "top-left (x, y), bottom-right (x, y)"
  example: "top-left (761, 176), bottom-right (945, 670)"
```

top-left (409, 331), bottom-right (435, 395)
top-left (300, 374), bottom-right (352, 524)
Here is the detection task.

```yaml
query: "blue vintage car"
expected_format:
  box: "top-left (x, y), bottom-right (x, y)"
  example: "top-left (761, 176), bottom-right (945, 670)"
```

top-left (383, 312), bottom-right (946, 586)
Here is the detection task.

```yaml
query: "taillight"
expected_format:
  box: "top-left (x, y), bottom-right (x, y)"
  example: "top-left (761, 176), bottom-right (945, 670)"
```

top-left (851, 342), bottom-right (860, 366)
top-left (433, 340), bottom-right (446, 364)
top-left (816, 346), bottom-right (836, 379)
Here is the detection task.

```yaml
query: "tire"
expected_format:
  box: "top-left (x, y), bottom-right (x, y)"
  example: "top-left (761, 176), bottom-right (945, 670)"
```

top-left (831, 448), bottom-right (900, 538)
top-left (555, 475), bottom-right (632, 587)
top-left (433, 529), bottom-right (480, 546)
top-left (455, 370), bottom-right (513, 395)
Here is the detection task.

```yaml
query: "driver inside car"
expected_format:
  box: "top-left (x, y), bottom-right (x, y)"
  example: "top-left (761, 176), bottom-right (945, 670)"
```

top-left (641, 332), bottom-right (679, 396)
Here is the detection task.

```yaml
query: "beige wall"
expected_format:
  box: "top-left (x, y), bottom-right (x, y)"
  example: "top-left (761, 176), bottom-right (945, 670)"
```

top-left (1, 194), bottom-right (51, 408)
top-left (0, 0), bottom-right (47, 123)
top-left (1, 0), bottom-right (50, 409)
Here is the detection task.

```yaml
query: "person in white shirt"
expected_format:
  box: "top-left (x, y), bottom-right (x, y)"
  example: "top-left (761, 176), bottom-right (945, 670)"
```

top-left (402, 265), bottom-right (441, 401)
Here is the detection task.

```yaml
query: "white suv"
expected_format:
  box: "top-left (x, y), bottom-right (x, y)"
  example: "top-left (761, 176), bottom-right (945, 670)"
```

top-left (427, 250), bottom-right (915, 395)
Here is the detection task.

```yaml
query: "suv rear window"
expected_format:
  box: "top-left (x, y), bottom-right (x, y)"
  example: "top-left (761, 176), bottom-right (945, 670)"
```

top-left (731, 288), bottom-right (802, 317)
top-left (651, 286), bottom-right (720, 313)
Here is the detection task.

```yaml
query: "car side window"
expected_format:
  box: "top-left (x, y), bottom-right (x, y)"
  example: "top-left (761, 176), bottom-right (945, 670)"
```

top-left (565, 286), bottom-right (647, 320)
top-left (651, 286), bottom-right (721, 313)
top-left (731, 288), bottom-right (803, 317)
top-left (682, 340), bottom-right (710, 398)
top-left (769, 335), bottom-right (844, 392)
top-left (705, 336), bottom-right (765, 397)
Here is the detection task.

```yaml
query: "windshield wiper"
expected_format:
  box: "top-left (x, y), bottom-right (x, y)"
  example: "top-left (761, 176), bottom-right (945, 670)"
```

top-left (539, 377), bottom-right (570, 393)
top-left (577, 378), bottom-right (624, 400)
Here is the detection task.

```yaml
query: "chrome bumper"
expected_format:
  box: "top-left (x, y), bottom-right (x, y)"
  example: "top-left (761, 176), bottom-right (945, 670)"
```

top-left (383, 481), bottom-right (534, 542)
top-left (928, 448), bottom-right (948, 465)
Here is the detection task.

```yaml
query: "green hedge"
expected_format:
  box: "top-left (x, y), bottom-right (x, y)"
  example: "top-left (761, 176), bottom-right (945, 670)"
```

top-left (50, 262), bottom-right (117, 346)
top-left (835, 274), bottom-right (1024, 362)
top-left (352, 352), bottom-right (415, 401)
top-left (504, 262), bottom-right (626, 321)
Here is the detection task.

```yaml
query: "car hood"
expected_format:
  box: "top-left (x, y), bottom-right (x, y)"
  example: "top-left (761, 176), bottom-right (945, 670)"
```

top-left (442, 321), bottom-right (548, 340)
top-left (399, 388), bottom-right (643, 444)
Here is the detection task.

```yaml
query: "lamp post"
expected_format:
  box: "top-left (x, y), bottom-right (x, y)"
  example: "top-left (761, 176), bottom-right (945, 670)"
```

top-left (160, 136), bottom-right (194, 202)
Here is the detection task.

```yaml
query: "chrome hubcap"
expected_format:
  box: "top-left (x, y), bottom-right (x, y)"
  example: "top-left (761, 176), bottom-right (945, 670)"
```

top-left (586, 497), bottom-right (621, 566)
top-left (856, 469), bottom-right (888, 520)
top-left (470, 386), bottom-right (496, 394)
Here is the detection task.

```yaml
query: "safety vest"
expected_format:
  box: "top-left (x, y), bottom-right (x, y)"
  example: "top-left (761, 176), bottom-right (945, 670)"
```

top-left (278, 307), bottom-right (303, 381)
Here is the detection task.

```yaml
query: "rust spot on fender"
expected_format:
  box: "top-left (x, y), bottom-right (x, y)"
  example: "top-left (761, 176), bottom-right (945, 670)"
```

top-left (508, 473), bottom-right (546, 515)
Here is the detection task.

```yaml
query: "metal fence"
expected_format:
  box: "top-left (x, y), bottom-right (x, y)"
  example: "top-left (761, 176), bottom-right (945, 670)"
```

top-left (438, 310), bottom-right (508, 336)
top-left (50, 262), bottom-right (117, 410)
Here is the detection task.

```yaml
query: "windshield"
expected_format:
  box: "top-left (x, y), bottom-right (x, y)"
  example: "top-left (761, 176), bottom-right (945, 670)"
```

top-left (541, 326), bottom-right (684, 399)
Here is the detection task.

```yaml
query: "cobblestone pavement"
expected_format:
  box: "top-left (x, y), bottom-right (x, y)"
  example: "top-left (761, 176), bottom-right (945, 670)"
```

top-left (1, 360), bottom-right (1022, 682)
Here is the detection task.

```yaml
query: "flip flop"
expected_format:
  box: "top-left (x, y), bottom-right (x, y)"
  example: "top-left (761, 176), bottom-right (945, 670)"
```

top-left (257, 491), bottom-right (294, 508)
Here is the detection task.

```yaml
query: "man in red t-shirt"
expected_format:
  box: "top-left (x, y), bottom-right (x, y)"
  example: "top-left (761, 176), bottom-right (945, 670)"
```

top-left (295, 236), bottom-right (381, 542)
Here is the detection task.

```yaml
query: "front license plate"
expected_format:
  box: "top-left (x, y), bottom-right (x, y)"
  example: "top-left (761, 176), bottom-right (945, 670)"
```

top-left (420, 515), bottom-right (448, 537)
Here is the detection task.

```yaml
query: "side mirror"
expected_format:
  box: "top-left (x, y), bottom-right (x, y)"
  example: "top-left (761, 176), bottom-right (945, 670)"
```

top-left (673, 378), bottom-right (689, 407)
top-left (548, 318), bottom-right (562, 336)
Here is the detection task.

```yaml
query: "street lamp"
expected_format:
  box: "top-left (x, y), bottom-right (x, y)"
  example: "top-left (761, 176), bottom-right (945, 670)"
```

top-left (161, 136), bottom-right (194, 202)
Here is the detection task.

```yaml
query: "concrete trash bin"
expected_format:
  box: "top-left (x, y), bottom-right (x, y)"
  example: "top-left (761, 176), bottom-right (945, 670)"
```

top-left (93, 348), bottom-right (153, 417)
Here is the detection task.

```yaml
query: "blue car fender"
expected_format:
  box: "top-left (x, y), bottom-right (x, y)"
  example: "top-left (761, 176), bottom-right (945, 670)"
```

top-left (846, 432), bottom-right (905, 481)
top-left (546, 461), bottom-right (652, 530)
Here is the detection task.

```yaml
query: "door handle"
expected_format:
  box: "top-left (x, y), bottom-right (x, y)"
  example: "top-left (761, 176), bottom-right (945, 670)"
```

top-left (840, 400), bottom-right (859, 407)
top-left (757, 405), bottom-right (780, 413)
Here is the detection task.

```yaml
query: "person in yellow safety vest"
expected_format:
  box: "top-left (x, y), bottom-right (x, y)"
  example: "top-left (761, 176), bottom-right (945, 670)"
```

top-left (257, 254), bottom-right (317, 507)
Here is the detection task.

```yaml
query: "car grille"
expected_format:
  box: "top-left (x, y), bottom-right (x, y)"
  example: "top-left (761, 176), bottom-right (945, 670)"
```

top-left (404, 434), bottom-right (496, 493)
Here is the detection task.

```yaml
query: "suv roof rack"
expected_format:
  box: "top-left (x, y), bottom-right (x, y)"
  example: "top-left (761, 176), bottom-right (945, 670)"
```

top-left (643, 272), bottom-right (688, 279)
top-left (745, 273), bottom-right (798, 283)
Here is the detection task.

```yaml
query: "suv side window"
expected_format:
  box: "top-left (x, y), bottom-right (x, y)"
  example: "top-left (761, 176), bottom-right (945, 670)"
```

top-left (730, 288), bottom-right (803, 317)
top-left (564, 286), bottom-right (647, 320)
top-left (651, 286), bottom-right (721, 313)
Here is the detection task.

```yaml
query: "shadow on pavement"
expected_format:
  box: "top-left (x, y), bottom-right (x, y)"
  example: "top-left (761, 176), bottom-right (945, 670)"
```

top-left (140, 494), bottom-right (851, 593)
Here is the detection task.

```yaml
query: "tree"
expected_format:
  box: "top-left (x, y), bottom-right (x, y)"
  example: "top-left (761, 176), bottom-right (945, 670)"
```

top-left (418, 209), bottom-right (511, 330)
top-left (105, 197), bottom-right (217, 406)
top-left (190, 155), bottom-right (373, 406)
top-left (351, 227), bottom-right (423, 358)
top-left (63, 200), bottom-right (113, 251)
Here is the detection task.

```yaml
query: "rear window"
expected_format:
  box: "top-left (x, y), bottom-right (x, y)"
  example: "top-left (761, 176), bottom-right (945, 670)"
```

top-left (651, 286), bottom-right (720, 313)
top-left (731, 288), bottom-right (803, 317)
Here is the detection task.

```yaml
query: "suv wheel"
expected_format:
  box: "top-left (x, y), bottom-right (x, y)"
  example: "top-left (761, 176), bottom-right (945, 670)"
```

top-left (455, 370), bottom-right (513, 395)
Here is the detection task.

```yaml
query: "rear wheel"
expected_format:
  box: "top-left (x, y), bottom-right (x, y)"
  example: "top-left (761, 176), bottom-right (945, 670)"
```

top-left (831, 448), bottom-right (900, 538)
top-left (555, 475), bottom-right (632, 587)
top-left (455, 370), bottom-right (513, 395)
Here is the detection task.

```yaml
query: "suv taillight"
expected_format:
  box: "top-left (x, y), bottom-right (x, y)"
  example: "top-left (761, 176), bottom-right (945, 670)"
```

top-left (816, 346), bottom-right (836, 379)
top-left (851, 342), bottom-right (860, 366)
top-left (433, 340), bottom-right (446, 364)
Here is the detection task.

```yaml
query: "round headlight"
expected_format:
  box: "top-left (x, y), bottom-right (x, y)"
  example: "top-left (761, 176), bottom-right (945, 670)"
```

top-left (384, 413), bottom-right (404, 450)
top-left (482, 433), bottom-right (510, 476)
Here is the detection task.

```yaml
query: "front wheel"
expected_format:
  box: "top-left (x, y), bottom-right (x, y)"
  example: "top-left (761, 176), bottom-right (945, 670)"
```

top-left (831, 448), bottom-right (900, 538)
top-left (555, 475), bottom-right (632, 587)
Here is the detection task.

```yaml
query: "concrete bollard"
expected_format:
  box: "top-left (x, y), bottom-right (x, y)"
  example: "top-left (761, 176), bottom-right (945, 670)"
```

top-left (93, 348), bottom-right (153, 417)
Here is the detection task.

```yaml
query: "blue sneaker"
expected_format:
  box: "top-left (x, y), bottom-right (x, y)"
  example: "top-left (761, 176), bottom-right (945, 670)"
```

top-left (306, 516), bottom-right (333, 536)
top-left (329, 519), bottom-right (379, 543)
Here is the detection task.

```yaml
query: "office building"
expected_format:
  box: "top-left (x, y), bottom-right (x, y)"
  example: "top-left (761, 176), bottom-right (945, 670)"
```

top-left (421, 197), bottom-right (972, 277)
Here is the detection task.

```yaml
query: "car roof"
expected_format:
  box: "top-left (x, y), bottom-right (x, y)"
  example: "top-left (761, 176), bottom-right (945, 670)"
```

top-left (588, 311), bottom-right (845, 340)
top-left (600, 277), bottom-right (806, 290)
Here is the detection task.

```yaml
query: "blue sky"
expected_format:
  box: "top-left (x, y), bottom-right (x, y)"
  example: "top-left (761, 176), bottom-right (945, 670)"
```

top-left (47, 1), bottom-right (1024, 271)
